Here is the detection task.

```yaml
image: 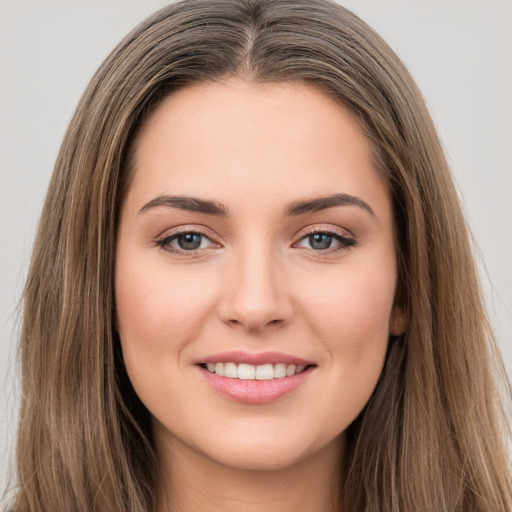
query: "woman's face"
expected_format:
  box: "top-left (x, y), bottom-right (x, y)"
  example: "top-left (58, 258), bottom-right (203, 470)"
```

top-left (116, 79), bottom-right (402, 471)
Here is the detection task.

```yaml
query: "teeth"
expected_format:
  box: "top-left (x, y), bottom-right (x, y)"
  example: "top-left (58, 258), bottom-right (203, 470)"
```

top-left (238, 363), bottom-right (256, 380)
top-left (274, 363), bottom-right (287, 378)
top-left (215, 362), bottom-right (224, 377)
top-left (255, 364), bottom-right (274, 380)
top-left (224, 362), bottom-right (238, 378)
top-left (204, 362), bottom-right (309, 379)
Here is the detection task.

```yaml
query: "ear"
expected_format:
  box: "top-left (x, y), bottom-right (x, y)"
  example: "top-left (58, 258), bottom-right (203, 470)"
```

top-left (390, 303), bottom-right (407, 336)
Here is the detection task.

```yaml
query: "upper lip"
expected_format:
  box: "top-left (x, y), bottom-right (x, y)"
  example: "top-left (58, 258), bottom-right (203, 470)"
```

top-left (195, 350), bottom-right (315, 366)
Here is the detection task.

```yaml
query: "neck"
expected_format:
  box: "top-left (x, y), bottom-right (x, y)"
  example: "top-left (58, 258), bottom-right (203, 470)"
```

top-left (155, 434), bottom-right (344, 512)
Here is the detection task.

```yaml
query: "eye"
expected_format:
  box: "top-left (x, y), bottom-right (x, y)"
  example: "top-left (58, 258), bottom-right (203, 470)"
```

top-left (307, 233), bottom-right (335, 250)
top-left (294, 230), bottom-right (356, 252)
top-left (155, 230), bottom-right (219, 254)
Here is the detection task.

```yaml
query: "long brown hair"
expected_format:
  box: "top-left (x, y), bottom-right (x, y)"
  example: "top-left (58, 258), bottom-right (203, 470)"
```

top-left (7, 0), bottom-right (511, 510)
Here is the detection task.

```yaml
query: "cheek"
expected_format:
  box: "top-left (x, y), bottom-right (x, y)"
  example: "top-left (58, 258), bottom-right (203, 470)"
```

top-left (117, 256), bottom-right (215, 332)
top-left (114, 258), bottom-right (218, 386)
top-left (294, 261), bottom-right (396, 422)
top-left (299, 263), bottom-right (396, 349)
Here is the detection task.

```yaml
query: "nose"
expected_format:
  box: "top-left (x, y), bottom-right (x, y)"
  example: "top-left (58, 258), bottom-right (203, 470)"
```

top-left (218, 245), bottom-right (294, 333)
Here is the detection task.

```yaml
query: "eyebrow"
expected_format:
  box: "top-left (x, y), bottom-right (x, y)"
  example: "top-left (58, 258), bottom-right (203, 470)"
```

top-left (138, 193), bottom-right (375, 217)
top-left (283, 193), bottom-right (375, 217)
top-left (139, 195), bottom-right (229, 216)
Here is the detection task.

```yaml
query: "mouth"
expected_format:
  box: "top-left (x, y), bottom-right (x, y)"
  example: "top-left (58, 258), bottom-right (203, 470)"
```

top-left (198, 362), bottom-right (312, 380)
top-left (195, 351), bottom-right (317, 404)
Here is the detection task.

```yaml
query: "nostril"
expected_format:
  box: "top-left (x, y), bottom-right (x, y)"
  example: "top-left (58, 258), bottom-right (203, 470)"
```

top-left (224, 317), bottom-right (286, 332)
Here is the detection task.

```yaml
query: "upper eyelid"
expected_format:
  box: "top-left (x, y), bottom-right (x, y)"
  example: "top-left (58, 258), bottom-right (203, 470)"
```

top-left (295, 224), bottom-right (354, 239)
top-left (158, 224), bottom-right (351, 237)
top-left (158, 225), bottom-right (218, 240)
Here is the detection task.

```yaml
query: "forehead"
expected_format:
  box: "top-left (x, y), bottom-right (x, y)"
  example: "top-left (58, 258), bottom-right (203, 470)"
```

top-left (125, 78), bottom-right (389, 217)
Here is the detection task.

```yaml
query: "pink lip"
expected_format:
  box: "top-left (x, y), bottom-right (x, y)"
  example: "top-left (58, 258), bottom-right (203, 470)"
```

top-left (194, 351), bottom-right (316, 404)
top-left (194, 350), bottom-right (314, 366)
top-left (198, 366), bottom-right (314, 404)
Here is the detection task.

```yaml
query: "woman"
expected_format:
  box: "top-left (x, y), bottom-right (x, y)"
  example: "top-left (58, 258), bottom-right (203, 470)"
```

top-left (6, 0), bottom-right (511, 510)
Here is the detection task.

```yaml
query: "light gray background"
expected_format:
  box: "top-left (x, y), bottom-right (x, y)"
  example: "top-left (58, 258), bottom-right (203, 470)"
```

top-left (1, 0), bottom-right (511, 493)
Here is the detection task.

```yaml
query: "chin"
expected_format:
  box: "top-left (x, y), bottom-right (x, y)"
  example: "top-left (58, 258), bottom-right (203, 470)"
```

top-left (205, 444), bottom-right (310, 472)
top-left (176, 422), bottom-right (344, 474)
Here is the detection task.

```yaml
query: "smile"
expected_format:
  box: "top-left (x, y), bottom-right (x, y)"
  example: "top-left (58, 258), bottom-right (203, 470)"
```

top-left (195, 351), bottom-right (316, 404)
top-left (200, 362), bottom-right (308, 380)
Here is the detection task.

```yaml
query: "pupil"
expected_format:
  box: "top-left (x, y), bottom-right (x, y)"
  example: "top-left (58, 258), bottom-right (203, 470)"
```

top-left (310, 233), bottom-right (332, 250)
top-left (178, 233), bottom-right (202, 250)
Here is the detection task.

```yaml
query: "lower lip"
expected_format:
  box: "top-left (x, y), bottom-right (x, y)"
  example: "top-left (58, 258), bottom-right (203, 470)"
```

top-left (198, 366), bottom-right (314, 404)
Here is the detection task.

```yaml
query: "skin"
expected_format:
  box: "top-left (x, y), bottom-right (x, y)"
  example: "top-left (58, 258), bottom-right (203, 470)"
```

top-left (115, 78), bottom-right (403, 512)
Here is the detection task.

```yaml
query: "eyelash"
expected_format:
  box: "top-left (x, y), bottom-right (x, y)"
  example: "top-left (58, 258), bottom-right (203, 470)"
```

top-left (294, 227), bottom-right (356, 254)
top-left (154, 227), bottom-right (216, 255)
top-left (154, 227), bottom-right (356, 256)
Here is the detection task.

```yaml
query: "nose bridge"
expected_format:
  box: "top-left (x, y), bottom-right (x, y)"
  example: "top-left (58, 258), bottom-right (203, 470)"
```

top-left (219, 236), bottom-right (292, 331)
